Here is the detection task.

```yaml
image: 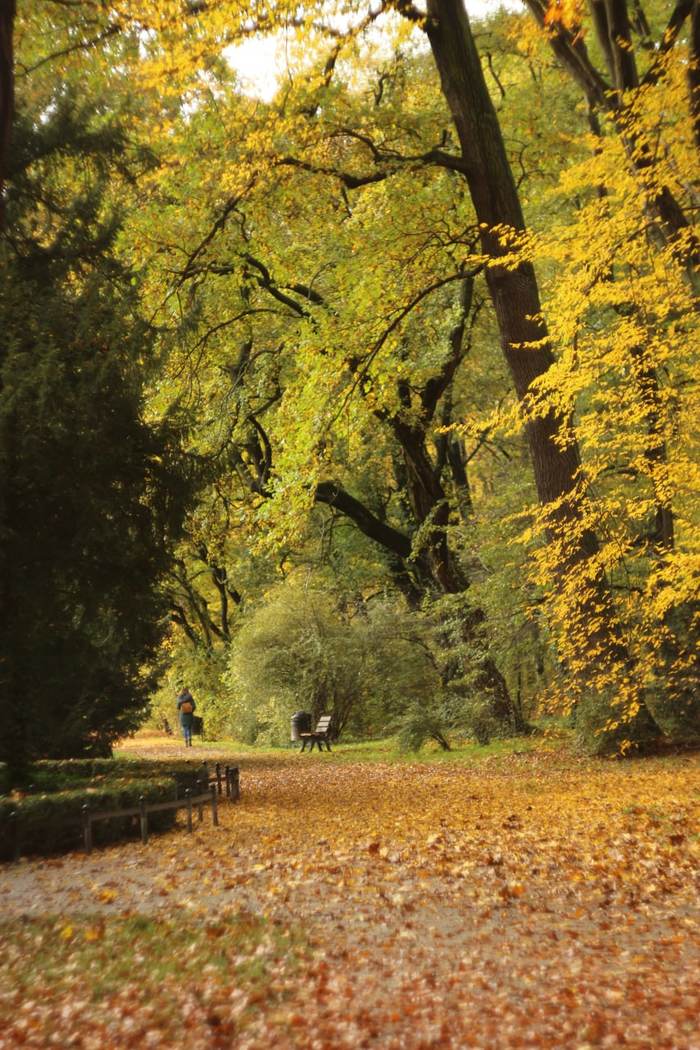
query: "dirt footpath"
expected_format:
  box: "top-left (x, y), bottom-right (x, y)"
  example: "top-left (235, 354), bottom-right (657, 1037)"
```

top-left (2, 740), bottom-right (699, 1048)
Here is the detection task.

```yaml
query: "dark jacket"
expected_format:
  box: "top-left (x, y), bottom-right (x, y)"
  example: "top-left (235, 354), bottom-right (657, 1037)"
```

top-left (176, 690), bottom-right (196, 726)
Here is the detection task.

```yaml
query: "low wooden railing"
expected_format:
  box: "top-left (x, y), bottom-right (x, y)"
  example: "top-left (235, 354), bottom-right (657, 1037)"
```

top-left (82, 784), bottom-right (220, 853)
top-left (81, 763), bottom-right (240, 853)
top-left (211, 763), bottom-right (240, 800)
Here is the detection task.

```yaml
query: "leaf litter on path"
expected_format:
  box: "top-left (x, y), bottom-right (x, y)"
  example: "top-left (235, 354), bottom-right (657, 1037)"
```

top-left (1, 743), bottom-right (699, 1048)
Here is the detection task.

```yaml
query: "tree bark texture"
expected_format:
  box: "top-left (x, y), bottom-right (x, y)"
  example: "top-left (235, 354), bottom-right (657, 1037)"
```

top-left (691, 0), bottom-right (700, 151)
top-left (425, 0), bottom-right (597, 550)
top-left (0, 0), bottom-right (14, 229)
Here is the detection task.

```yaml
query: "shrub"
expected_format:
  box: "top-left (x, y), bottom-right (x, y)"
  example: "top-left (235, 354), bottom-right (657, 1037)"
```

top-left (149, 647), bottom-right (230, 739)
top-left (397, 700), bottom-right (452, 752)
top-left (32, 757), bottom-right (208, 782)
top-left (574, 689), bottom-right (661, 756)
top-left (395, 687), bottom-right (506, 751)
top-left (227, 582), bottom-right (438, 745)
top-left (0, 759), bottom-right (216, 859)
top-left (0, 775), bottom-right (181, 860)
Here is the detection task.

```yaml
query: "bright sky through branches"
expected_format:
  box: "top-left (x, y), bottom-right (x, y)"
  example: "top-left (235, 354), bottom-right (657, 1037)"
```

top-left (228, 0), bottom-right (518, 100)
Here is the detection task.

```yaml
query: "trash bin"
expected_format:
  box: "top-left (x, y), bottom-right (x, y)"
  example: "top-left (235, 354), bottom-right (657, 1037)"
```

top-left (291, 711), bottom-right (312, 742)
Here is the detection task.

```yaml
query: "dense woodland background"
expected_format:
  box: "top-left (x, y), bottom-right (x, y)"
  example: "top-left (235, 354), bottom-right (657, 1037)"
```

top-left (0, 0), bottom-right (698, 769)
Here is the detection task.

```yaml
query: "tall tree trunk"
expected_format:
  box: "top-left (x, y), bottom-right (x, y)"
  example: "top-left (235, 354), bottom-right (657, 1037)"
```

top-left (691, 0), bottom-right (700, 152)
top-left (0, 0), bottom-right (15, 229)
top-left (424, 0), bottom-right (658, 742)
top-left (425, 0), bottom-right (597, 551)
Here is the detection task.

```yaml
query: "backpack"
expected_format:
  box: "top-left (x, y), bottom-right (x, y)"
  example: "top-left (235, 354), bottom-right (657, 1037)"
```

top-left (180, 700), bottom-right (194, 715)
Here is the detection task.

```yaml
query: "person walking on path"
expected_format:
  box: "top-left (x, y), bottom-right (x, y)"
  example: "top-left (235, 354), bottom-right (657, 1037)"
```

top-left (176, 687), bottom-right (196, 747)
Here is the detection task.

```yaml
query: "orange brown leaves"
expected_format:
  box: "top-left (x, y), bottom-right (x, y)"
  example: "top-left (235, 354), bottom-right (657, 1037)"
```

top-left (0, 745), bottom-right (699, 1047)
top-left (543, 0), bottom-right (585, 32)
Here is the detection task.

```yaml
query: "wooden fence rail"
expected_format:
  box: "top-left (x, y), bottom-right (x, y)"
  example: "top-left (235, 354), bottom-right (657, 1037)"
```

top-left (82, 784), bottom-right (218, 853)
top-left (211, 763), bottom-right (240, 801)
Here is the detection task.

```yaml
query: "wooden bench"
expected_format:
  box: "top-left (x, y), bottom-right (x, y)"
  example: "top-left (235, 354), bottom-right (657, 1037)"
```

top-left (299, 715), bottom-right (333, 752)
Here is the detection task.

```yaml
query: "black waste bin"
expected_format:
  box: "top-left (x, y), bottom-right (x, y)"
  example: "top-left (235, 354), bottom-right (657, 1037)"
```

top-left (291, 711), bottom-right (312, 743)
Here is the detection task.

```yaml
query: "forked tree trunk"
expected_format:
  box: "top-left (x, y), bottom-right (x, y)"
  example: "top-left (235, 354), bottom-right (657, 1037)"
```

top-left (523, 0), bottom-right (699, 272)
top-left (392, 422), bottom-right (526, 731)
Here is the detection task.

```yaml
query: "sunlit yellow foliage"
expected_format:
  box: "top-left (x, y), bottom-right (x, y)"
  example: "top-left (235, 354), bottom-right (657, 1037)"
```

top-left (15, 0), bottom-right (697, 751)
top-left (516, 49), bottom-right (700, 735)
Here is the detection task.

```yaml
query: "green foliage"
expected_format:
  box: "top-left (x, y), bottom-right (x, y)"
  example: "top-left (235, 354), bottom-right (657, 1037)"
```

top-left (396, 686), bottom-right (508, 751)
top-left (8, 0), bottom-right (699, 763)
top-left (226, 579), bottom-right (438, 746)
top-left (396, 699), bottom-right (452, 752)
top-left (573, 690), bottom-right (661, 758)
top-left (0, 912), bottom-right (300, 1028)
top-left (150, 645), bottom-right (230, 739)
top-left (0, 99), bottom-right (188, 769)
top-left (29, 757), bottom-right (209, 791)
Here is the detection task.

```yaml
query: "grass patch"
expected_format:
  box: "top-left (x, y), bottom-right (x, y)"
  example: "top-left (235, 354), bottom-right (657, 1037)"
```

top-left (0, 913), bottom-right (296, 998)
top-left (0, 913), bottom-right (303, 1040)
top-left (320, 734), bottom-right (552, 764)
top-left (142, 732), bottom-right (559, 766)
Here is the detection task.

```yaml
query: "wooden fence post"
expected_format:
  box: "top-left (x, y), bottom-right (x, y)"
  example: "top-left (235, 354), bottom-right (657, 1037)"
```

top-left (82, 804), bottom-right (92, 854)
top-left (230, 766), bottom-right (240, 802)
top-left (9, 811), bottom-right (19, 862)
top-left (215, 763), bottom-right (222, 796)
top-left (139, 796), bottom-right (148, 844)
top-left (210, 784), bottom-right (219, 827)
top-left (185, 788), bottom-right (193, 833)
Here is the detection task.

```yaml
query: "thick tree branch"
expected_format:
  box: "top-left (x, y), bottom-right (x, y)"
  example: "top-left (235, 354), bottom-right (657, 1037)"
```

top-left (342, 268), bottom-right (482, 417)
top-left (246, 412), bottom-right (273, 489)
top-left (240, 254), bottom-right (308, 316)
top-left (169, 602), bottom-right (199, 647)
top-left (277, 154), bottom-right (392, 189)
top-left (17, 23), bottom-right (120, 77)
top-left (174, 183), bottom-right (256, 287)
top-left (641, 0), bottom-right (693, 87)
top-left (314, 481), bottom-right (412, 559)
top-left (522, 0), bottom-right (610, 107)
